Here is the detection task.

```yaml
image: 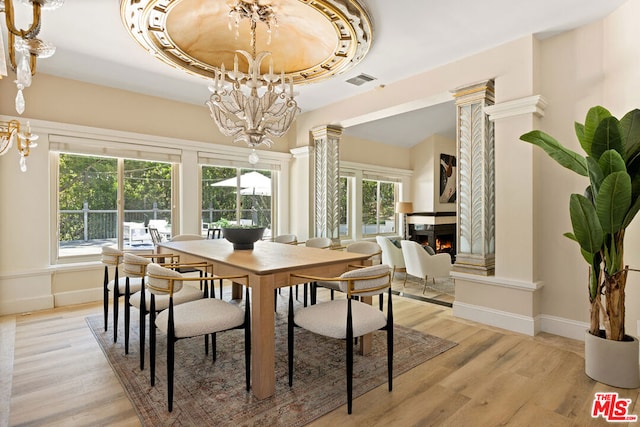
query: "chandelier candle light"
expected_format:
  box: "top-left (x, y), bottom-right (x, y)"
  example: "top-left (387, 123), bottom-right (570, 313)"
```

top-left (0, 119), bottom-right (38, 172)
top-left (1, 0), bottom-right (63, 115)
top-left (206, 0), bottom-right (299, 165)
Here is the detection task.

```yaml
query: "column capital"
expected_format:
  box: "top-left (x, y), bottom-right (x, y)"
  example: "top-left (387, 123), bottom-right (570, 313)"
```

top-left (311, 125), bottom-right (343, 140)
top-left (452, 79), bottom-right (495, 105)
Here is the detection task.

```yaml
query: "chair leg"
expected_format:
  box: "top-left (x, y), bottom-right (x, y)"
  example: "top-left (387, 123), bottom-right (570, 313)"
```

top-left (150, 296), bottom-right (157, 386)
top-left (346, 299), bottom-right (354, 415)
top-left (103, 266), bottom-right (109, 331)
top-left (113, 267), bottom-right (120, 343)
top-left (387, 288), bottom-right (394, 392)
top-left (330, 289), bottom-right (334, 301)
top-left (219, 279), bottom-right (223, 300)
top-left (139, 291), bottom-right (147, 371)
top-left (124, 277), bottom-right (131, 354)
top-left (422, 276), bottom-right (428, 295)
top-left (303, 283), bottom-right (308, 307)
top-left (244, 285), bottom-right (251, 391)
top-left (167, 300), bottom-right (175, 412)
top-left (287, 288), bottom-right (294, 387)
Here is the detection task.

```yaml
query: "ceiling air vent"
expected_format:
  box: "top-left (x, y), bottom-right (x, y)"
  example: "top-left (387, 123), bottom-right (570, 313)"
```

top-left (346, 73), bottom-right (376, 86)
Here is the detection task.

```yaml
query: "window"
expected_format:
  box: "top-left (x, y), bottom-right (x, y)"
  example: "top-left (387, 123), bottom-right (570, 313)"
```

top-left (339, 176), bottom-right (350, 237)
top-left (57, 153), bottom-right (173, 257)
top-left (202, 166), bottom-right (273, 238)
top-left (362, 179), bottom-right (396, 236)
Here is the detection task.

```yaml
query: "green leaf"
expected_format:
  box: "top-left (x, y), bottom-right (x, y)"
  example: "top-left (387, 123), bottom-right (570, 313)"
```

top-left (595, 171), bottom-right (631, 234)
top-left (619, 109), bottom-right (640, 162)
top-left (569, 193), bottom-right (603, 254)
top-left (591, 116), bottom-right (623, 161)
top-left (563, 232), bottom-right (577, 242)
top-left (520, 130), bottom-right (588, 176)
top-left (598, 149), bottom-right (626, 176)
top-left (582, 106), bottom-right (612, 156)
top-left (575, 122), bottom-right (586, 152)
top-left (587, 157), bottom-right (603, 198)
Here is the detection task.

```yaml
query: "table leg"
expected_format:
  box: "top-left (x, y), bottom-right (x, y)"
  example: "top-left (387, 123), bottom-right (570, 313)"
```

top-left (232, 282), bottom-right (243, 299)
top-left (359, 296), bottom-right (373, 355)
top-left (250, 275), bottom-right (276, 399)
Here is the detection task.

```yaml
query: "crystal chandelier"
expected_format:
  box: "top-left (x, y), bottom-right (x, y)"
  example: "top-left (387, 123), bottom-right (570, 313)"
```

top-left (206, 0), bottom-right (299, 165)
top-left (1, 0), bottom-right (63, 115)
top-left (0, 119), bottom-right (38, 172)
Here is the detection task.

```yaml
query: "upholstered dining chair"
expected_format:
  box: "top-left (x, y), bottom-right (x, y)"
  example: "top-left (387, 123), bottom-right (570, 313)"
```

top-left (272, 234), bottom-right (298, 300)
top-left (124, 254), bottom-right (205, 370)
top-left (146, 263), bottom-right (251, 412)
top-left (287, 264), bottom-right (393, 414)
top-left (299, 236), bottom-right (333, 306)
top-left (273, 234), bottom-right (297, 244)
top-left (400, 240), bottom-right (452, 294)
top-left (376, 236), bottom-right (407, 280)
top-left (313, 240), bottom-right (382, 303)
top-left (101, 245), bottom-right (144, 343)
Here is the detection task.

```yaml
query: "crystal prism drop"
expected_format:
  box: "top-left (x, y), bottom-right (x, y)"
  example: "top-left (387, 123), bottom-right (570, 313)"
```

top-left (17, 53), bottom-right (32, 88)
top-left (248, 149), bottom-right (259, 164)
top-left (19, 154), bottom-right (27, 172)
top-left (15, 89), bottom-right (25, 115)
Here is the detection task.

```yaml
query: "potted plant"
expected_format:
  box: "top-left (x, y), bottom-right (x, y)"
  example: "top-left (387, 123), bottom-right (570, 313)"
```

top-left (222, 224), bottom-right (265, 250)
top-left (521, 106), bottom-right (640, 388)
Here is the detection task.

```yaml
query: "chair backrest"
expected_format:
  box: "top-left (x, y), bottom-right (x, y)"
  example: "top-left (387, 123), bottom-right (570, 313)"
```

top-left (305, 237), bottom-right (332, 249)
top-left (147, 263), bottom-right (184, 295)
top-left (123, 252), bottom-right (152, 278)
top-left (101, 245), bottom-right (123, 266)
top-left (338, 264), bottom-right (391, 297)
top-left (400, 240), bottom-right (452, 279)
top-left (170, 234), bottom-right (205, 241)
top-left (274, 234), bottom-right (297, 244)
top-left (207, 228), bottom-right (222, 239)
top-left (346, 241), bottom-right (382, 265)
top-left (375, 236), bottom-right (406, 269)
top-left (148, 227), bottom-right (162, 245)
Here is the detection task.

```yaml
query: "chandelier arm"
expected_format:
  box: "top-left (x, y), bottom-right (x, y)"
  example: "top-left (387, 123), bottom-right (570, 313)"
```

top-left (3, 0), bottom-right (42, 38)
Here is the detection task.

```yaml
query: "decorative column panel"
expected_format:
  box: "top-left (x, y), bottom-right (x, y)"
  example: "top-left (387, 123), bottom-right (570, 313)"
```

top-left (453, 80), bottom-right (495, 275)
top-left (311, 125), bottom-right (342, 242)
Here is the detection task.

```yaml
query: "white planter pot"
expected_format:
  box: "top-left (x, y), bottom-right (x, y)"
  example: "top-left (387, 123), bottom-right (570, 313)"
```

top-left (584, 330), bottom-right (640, 389)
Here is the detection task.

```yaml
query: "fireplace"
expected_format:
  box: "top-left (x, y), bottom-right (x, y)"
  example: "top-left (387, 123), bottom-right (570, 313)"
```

top-left (408, 222), bottom-right (456, 261)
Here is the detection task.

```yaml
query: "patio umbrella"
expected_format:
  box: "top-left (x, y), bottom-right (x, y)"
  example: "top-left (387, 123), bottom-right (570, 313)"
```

top-left (211, 171), bottom-right (271, 195)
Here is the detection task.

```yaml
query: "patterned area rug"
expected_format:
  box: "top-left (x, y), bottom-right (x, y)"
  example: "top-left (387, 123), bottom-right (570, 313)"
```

top-left (87, 297), bottom-right (456, 426)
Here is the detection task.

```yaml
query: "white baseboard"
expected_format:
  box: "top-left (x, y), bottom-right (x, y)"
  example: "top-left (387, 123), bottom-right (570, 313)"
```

top-left (0, 296), bottom-right (54, 316)
top-left (453, 301), bottom-right (591, 341)
top-left (452, 301), bottom-right (540, 336)
top-left (54, 288), bottom-right (102, 308)
top-left (539, 314), bottom-right (589, 341)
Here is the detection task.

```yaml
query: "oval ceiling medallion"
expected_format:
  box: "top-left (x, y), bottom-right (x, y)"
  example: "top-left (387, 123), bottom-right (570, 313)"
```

top-left (120, 0), bottom-right (373, 85)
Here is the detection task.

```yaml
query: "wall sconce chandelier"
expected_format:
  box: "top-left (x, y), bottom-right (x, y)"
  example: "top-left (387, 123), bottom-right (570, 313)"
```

top-left (1, 0), bottom-right (63, 115)
top-left (0, 119), bottom-right (38, 172)
top-left (206, 0), bottom-right (299, 165)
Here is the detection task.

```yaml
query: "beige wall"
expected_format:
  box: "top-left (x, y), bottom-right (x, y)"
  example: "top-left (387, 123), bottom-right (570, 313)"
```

top-left (339, 134), bottom-right (411, 169)
top-left (409, 134), bottom-right (456, 213)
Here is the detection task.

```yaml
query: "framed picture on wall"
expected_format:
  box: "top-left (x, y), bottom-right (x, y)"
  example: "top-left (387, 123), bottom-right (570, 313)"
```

top-left (439, 153), bottom-right (457, 203)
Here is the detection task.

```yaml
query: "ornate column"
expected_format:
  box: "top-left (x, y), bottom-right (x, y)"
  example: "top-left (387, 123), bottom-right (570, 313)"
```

top-left (453, 80), bottom-right (495, 275)
top-left (310, 125), bottom-right (342, 241)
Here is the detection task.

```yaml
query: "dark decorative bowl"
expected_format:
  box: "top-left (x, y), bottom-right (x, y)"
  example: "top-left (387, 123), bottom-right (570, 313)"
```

top-left (222, 226), bottom-right (265, 250)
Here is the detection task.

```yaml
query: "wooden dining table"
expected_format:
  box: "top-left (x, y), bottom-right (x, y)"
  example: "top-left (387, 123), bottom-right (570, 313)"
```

top-left (156, 238), bottom-right (371, 400)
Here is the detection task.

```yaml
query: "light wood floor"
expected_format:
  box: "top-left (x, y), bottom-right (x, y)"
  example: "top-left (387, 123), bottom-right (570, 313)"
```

top-left (1, 289), bottom-right (638, 426)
